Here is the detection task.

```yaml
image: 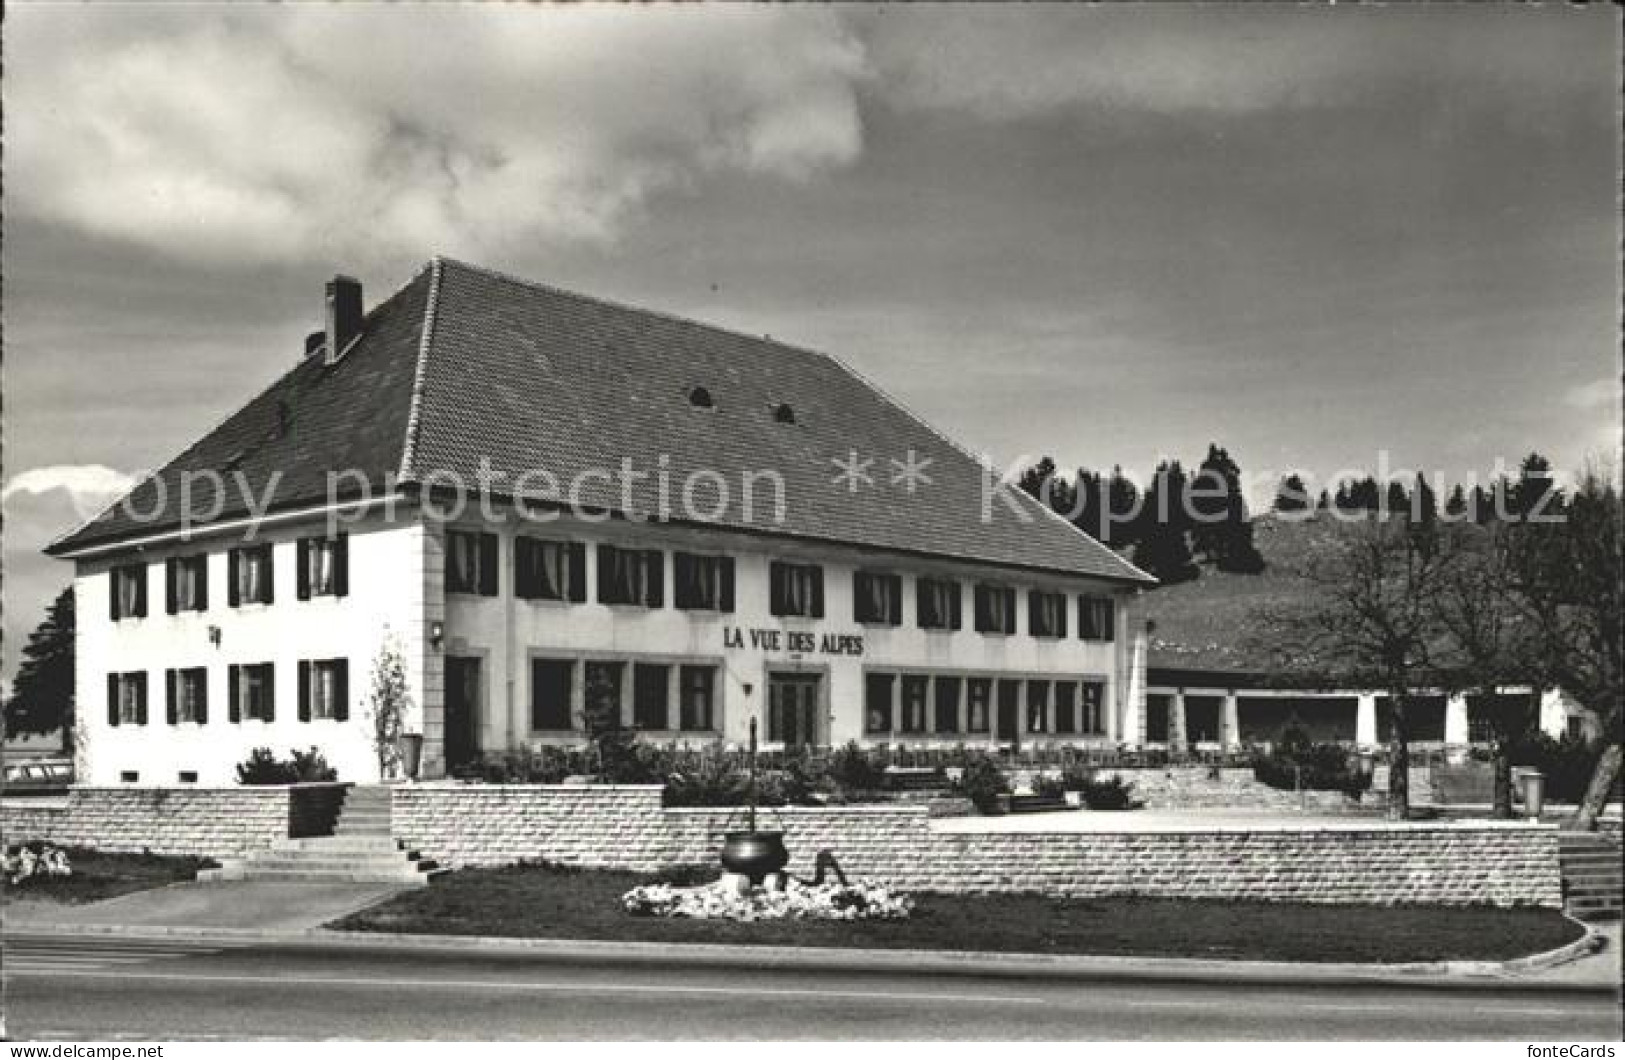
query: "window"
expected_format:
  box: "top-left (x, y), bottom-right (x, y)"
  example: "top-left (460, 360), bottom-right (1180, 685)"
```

top-left (1566, 715), bottom-right (1587, 741)
top-left (531, 659), bottom-right (574, 731)
top-left (1027, 680), bottom-right (1050, 733)
top-left (297, 535), bottom-right (348, 598)
top-left (1079, 595), bottom-right (1116, 641)
top-left (916, 577), bottom-right (961, 630)
top-left (598, 545), bottom-right (664, 607)
top-left (864, 673), bottom-right (895, 735)
top-left (447, 531), bottom-right (498, 596)
top-left (769, 562), bottom-right (823, 618)
top-left (298, 659), bottom-right (349, 722)
top-left (688, 386), bottom-right (714, 409)
top-left (1080, 682), bottom-right (1106, 735)
top-left (966, 678), bottom-right (992, 733)
top-left (853, 572), bottom-right (902, 626)
top-left (120, 771), bottom-right (139, 784)
top-left (1054, 681), bottom-right (1078, 734)
top-left (516, 538), bottom-right (586, 602)
top-left (106, 672), bottom-right (148, 727)
top-left (178, 771), bottom-right (198, 784)
top-left (674, 553), bottom-right (734, 612)
top-left (228, 545), bottom-right (274, 607)
top-left (165, 555), bottom-right (208, 613)
top-left (900, 675), bottom-right (929, 733)
top-left (934, 676), bottom-right (962, 734)
top-left (974, 584), bottom-right (1016, 634)
top-left (110, 563), bottom-right (147, 620)
top-left (1029, 591), bottom-right (1067, 639)
top-left (632, 663), bottom-right (670, 730)
top-left (772, 403), bottom-right (796, 425)
top-left (165, 667), bottom-right (208, 725)
top-left (229, 663), bottom-right (275, 722)
top-left (679, 666), bottom-right (717, 731)
top-left (583, 661), bottom-right (625, 729)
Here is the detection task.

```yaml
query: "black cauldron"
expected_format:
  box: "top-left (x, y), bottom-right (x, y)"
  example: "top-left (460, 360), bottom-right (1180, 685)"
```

top-left (719, 830), bottom-right (789, 883)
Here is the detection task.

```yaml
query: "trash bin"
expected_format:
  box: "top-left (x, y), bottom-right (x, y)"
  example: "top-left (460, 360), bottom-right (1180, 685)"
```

top-left (1519, 769), bottom-right (1545, 819)
top-left (398, 733), bottom-right (424, 780)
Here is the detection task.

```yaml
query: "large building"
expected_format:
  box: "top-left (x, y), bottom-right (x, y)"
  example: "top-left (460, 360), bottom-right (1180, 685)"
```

top-left (49, 258), bottom-right (1156, 785)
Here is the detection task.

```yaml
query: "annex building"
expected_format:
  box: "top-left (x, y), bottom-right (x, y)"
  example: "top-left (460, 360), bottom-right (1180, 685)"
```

top-left (49, 258), bottom-right (1156, 785)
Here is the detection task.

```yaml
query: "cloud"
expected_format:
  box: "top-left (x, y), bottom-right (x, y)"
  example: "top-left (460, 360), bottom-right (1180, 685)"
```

top-left (4, 6), bottom-right (866, 267)
top-left (1566, 377), bottom-right (1620, 411)
top-left (2, 464), bottom-right (136, 516)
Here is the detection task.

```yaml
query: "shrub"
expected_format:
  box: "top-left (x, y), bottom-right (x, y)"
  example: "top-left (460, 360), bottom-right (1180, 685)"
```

top-left (235, 746), bottom-right (337, 785)
top-left (1507, 731), bottom-right (1615, 803)
top-left (955, 753), bottom-right (1009, 813)
top-left (827, 741), bottom-right (885, 793)
top-left (1078, 774), bottom-right (1144, 810)
top-left (1031, 773), bottom-right (1067, 799)
top-left (3, 841), bottom-right (72, 885)
top-left (1252, 730), bottom-right (1369, 799)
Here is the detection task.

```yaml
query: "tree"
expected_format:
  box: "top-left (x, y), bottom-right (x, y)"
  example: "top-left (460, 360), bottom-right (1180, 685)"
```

top-left (4, 587), bottom-right (75, 740)
top-left (1132, 461), bottom-right (1199, 585)
top-left (1275, 473), bottom-right (1312, 514)
top-left (1252, 518), bottom-right (1456, 818)
top-left (1502, 468), bottom-right (1621, 830)
top-left (365, 632), bottom-right (412, 780)
top-left (1414, 473), bottom-right (1438, 527)
top-left (1444, 484), bottom-right (1469, 520)
top-left (1105, 466), bottom-right (1142, 549)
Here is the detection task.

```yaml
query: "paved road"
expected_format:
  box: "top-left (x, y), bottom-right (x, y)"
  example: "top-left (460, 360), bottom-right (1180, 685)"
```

top-left (3, 933), bottom-right (1619, 1041)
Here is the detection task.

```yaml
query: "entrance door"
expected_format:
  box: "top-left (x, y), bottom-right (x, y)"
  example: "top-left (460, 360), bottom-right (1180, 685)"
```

top-left (996, 679), bottom-right (1022, 745)
top-left (444, 656), bottom-right (481, 769)
top-left (768, 673), bottom-right (822, 749)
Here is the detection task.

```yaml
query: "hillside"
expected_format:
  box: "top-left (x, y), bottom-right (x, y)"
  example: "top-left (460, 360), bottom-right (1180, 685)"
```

top-left (1136, 513), bottom-right (1357, 674)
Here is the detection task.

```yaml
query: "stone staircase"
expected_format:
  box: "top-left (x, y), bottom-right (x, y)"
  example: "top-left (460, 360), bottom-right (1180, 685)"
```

top-left (1559, 831), bottom-right (1622, 921)
top-left (199, 785), bottom-right (445, 886)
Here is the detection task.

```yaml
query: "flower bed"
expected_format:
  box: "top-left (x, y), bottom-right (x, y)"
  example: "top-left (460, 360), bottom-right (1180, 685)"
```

top-left (622, 878), bottom-right (914, 922)
top-left (4, 841), bottom-right (72, 886)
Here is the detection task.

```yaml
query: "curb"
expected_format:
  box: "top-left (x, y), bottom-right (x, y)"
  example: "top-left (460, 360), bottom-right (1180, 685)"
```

top-left (4, 918), bottom-right (1615, 995)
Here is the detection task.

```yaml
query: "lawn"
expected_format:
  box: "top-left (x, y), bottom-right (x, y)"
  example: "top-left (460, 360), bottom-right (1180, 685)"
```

top-left (2, 848), bottom-right (214, 906)
top-left (329, 862), bottom-right (1585, 964)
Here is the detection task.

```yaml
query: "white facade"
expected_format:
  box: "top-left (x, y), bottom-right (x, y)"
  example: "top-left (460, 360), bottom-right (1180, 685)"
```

top-left (72, 501), bottom-right (1139, 786)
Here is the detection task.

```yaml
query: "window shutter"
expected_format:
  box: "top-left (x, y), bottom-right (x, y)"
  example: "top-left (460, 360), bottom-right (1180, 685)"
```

top-left (228, 667), bottom-right (241, 723)
top-left (1028, 592), bottom-right (1040, 636)
top-left (514, 538), bottom-right (535, 599)
top-left (597, 544), bottom-right (614, 603)
top-left (1004, 590), bottom-right (1017, 634)
top-left (165, 558), bottom-right (178, 614)
top-left (568, 543), bottom-right (587, 602)
top-left (134, 673), bottom-right (148, 725)
top-left (296, 539), bottom-right (311, 599)
top-left (719, 558), bottom-right (735, 613)
top-left (264, 665), bottom-right (277, 723)
top-left (949, 583), bottom-right (962, 630)
top-left (810, 567), bottom-right (825, 618)
top-left (166, 669), bottom-right (178, 725)
top-left (196, 671), bottom-right (208, 725)
top-left (915, 580), bottom-right (929, 627)
top-left (644, 550), bottom-right (664, 608)
top-left (1057, 596), bottom-right (1068, 639)
top-left (298, 661), bottom-right (312, 722)
top-left (107, 674), bottom-right (120, 727)
top-left (334, 535), bottom-right (349, 597)
top-left (333, 661), bottom-right (350, 722)
top-left (769, 564), bottom-right (785, 615)
top-left (478, 534), bottom-right (498, 596)
top-left (196, 559), bottom-right (208, 611)
top-left (262, 547), bottom-right (275, 605)
top-left (1102, 599), bottom-right (1115, 642)
top-left (135, 566), bottom-right (148, 617)
top-left (110, 571), bottom-right (121, 621)
top-left (228, 550), bottom-right (241, 607)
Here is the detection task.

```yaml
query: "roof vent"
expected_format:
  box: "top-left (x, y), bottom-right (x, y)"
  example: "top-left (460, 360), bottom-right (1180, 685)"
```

top-left (324, 275), bottom-right (364, 366)
top-left (688, 386), bottom-right (714, 410)
top-left (772, 403), bottom-right (797, 425)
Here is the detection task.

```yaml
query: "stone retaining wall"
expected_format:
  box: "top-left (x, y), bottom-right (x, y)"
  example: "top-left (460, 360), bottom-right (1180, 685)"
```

top-left (391, 785), bottom-right (1562, 907)
top-left (1, 783), bottom-right (348, 858)
top-left (1088, 767), bottom-right (1368, 812)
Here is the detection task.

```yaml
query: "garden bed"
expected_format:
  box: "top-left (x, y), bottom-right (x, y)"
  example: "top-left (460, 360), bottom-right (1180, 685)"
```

top-left (2, 847), bottom-right (215, 905)
top-left (328, 861), bottom-right (1583, 963)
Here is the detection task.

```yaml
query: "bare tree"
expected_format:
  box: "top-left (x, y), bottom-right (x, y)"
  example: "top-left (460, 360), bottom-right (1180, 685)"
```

top-left (1254, 517), bottom-right (1456, 819)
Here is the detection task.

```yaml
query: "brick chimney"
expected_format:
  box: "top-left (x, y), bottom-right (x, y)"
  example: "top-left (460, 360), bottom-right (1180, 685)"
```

top-left (324, 275), bottom-right (364, 365)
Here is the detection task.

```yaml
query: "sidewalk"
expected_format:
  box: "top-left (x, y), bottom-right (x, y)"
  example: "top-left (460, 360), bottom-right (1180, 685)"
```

top-left (4, 880), bottom-right (403, 933)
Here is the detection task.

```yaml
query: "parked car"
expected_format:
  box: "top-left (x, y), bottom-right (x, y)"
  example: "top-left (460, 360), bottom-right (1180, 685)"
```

top-left (2, 758), bottom-right (74, 795)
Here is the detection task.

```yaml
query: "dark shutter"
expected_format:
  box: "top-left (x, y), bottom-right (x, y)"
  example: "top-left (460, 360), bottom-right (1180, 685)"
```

top-left (514, 538), bottom-right (536, 599)
top-left (165, 558), bottom-right (178, 614)
top-left (296, 539), bottom-right (311, 599)
top-left (1028, 592), bottom-right (1041, 636)
top-left (810, 566), bottom-right (825, 618)
top-left (263, 665), bottom-right (276, 723)
top-left (1004, 589), bottom-right (1016, 634)
top-left (135, 565), bottom-right (148, 617)
top-left (333, 535), bottom-right (349, 597)
top-left (720, 557), bottom-right (735, 613)
top-left (949, 583), bottom-right (962, 630)
top-left (228, 549), bottom-right (240, 607)
top-left (229, 666), bottom-right (242, 723)
top-left (333, 661), bottom-right (350, 722)
top-left (134, 673), bottom-right (148, 725)
top-left (165, 668), bottom-right (178, 725)
top-left (262, 547), bottom-right (275, 605)
top-left (597, 544), bottom-right (614, 603)
top-left (567, 543), bottom-right (587, 602)
top-left (195, 558), bottom-right (208, 611)
top-left (914, 579), bottom-right (929, 628)
top-left (195, 670), bottom-right (208, 725)
top-left (644, 550), bottom-right (664, 607)
top-left (1102, 599), bottom-right (1115, 642)
top-left (107, 674), bottom-right (121, 727)
top-left (769, 564), bottom-right (786, 615)
top-left (298, 661), bottom-right (312, 722)
top-left (478, 534), bottom-right (498, 596)
top-left (1057, 595), bottom-right (1068, 639)
top-left (110, 570), bottom-right (121, 621)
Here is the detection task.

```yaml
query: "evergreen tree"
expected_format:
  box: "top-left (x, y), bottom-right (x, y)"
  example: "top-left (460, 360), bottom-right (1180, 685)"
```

top-left (1414, 473), bottom-right (1438, 527)
top-left (1190, 445), bottom-right (1241, 563)
top-left (1274, 473), bottom-right (1312, 513)
top-left (1105, 466), bottom-right (1142, 549)
top-left (1072, 468), bottom-right (1106, 544)
top-left (1445, 483), bottom-right (1468, 519)
top-left (1385, 480), bottom-right (1411, 518)
top-left (1132, 461), bottom-right (1200, 585)
top-left (1510, 452), bottom-right (1558, 521)
top-left (3, 587), bottom-right (76, 739)
top-left (1316, 489), bottom-right (1332, 511)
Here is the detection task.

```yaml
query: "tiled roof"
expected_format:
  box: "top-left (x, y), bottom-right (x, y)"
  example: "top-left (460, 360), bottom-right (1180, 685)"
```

top-left (50, 258), bottom-right (1154, 585)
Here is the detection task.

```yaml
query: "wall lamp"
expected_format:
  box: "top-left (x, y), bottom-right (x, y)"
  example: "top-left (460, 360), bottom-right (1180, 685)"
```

top-left (429, 621), bottom-right (445, 650)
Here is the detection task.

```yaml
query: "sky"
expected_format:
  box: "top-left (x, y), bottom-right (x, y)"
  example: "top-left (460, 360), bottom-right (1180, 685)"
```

top-left (2, 3), bottom-right (1619, 686)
